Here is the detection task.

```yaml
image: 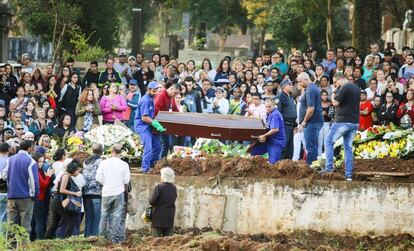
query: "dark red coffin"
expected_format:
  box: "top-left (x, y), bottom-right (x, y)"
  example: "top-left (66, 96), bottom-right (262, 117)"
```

top-left (156, 111), bottom-right (267, 141)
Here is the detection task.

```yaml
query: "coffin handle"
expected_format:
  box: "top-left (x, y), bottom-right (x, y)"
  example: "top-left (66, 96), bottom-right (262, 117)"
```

top-left (210, 133), bottom-right (222, 137)
top-left (251, 135), bottom-right (259, 139)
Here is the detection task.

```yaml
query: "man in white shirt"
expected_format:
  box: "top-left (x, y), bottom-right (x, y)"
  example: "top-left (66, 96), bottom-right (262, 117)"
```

top-left (114, 51), bottom-right (130, 85)
top-left (96, 144), bottom-right (130, 243)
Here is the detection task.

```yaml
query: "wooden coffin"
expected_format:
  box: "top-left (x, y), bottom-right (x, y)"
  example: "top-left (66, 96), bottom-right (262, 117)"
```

top-left (156, 111), bottom-right (267, 141)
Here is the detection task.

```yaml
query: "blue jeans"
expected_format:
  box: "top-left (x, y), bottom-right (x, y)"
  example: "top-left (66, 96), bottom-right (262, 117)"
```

top-left (282, 124), bottom-right (294, 159)
top-left (0, 194), bottom-right (7, 233)
top-left (303, 122), bottom-right (323, 165)
top-left (324, 123), bottom-right (359, 178)
top-left (31, 199), bottom-right (48, 240)
top-left (160, 134), bottom-right (171, 158)
top-left (251, 142), bottom-right (283, 164)
top-left (100, 193), bottom-right (126, 243)
top-left (84, 197), bottom-right (101, 237)
top-left (139, 129), bottom-right (161, 172)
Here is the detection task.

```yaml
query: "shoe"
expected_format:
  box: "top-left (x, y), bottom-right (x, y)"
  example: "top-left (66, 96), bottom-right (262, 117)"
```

top-left (319, 169), bottom-right (334, 174)
top-left (346, 177), bottom-right (352, 181)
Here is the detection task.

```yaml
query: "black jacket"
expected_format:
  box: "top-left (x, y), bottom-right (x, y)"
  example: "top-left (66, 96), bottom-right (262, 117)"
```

top-left (377, 103), bottom-right (398, 126)
top-left (82, 70), bottom-right (100, 89)
top-left (149, 182), bottom-right (177, 228)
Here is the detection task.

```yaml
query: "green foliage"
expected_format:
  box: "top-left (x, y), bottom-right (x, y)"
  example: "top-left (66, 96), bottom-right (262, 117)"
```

top-left (143, 34), bottom-right (160, 47)
top-left (270, 0), bottom-right (348, 52)
top-left (0, 223), bottom-right (30, 250)
top-left (11, 0), bottom-right (81, 42)
top-left (63, 30), bottom-right (108, 62)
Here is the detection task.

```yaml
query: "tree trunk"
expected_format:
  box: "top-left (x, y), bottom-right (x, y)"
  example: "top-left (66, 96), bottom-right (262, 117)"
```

top-left (258, 27), bottom-right (266, 56)
top-left (326, 0), bottom-right (334, 49)
top-left (352, 0), bottom-right (381, 54)
top-left (219, 35), bottom-right (227, 52)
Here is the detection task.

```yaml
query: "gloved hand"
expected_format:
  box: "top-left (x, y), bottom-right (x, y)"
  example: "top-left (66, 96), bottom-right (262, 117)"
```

top-left (151, 120), bottom-right (166, 132)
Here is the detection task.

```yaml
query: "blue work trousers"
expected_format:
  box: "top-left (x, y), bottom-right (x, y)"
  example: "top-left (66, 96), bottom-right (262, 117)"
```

top-left (139, 129), bottom-right (161, 172)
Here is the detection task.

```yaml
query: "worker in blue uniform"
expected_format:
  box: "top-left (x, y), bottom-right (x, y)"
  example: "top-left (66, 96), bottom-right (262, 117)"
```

top-left (134, 81), bottom-right (166, 172)
top-left (251, 98), bottom-right (286, 164)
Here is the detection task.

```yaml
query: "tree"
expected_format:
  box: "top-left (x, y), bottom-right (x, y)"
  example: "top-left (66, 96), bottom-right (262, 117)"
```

top-left (186, 0), bottom-right (249, 52)
top-left (270, 0), bottom-right (348, 52)
top-left (309, 0), bottom-right (335, 49)
top-left (12, 0), bottom-right (81, 64)
top-left (352, 0), bottom-right (381, 54)
top-left (242, 0), bottom-right (276, 55)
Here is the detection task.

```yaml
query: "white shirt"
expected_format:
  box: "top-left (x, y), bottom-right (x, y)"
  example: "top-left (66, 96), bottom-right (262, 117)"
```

top-left (114, 63), bottom-right (130, 85)
top-left (96, 157), bottom-right (130, 197)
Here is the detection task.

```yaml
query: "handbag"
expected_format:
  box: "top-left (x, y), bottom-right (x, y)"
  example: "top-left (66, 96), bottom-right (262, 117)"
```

top-left (141, 205), bottom-right (153, 223)
top-left (60, 176), bottom-right (82, 215)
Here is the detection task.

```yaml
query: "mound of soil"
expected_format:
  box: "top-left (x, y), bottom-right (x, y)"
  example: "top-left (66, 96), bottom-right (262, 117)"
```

top-left (153, 157), bottom-right (344, 181)
top-left (350, 157), bottom-right (414, 173)
top-left (70, 151), bottom-right (91, 166)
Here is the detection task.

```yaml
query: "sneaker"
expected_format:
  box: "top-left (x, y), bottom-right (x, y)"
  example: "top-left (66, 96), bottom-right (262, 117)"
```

top-left (346, 177), bottom-right (352, 181)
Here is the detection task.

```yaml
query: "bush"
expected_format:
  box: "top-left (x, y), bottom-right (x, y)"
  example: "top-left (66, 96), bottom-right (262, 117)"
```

top-left (63, 30), bottom-right (108, 62)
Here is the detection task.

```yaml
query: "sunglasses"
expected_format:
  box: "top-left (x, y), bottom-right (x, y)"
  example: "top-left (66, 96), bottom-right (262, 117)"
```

top-left (16, 128), bottom-right (23, 130)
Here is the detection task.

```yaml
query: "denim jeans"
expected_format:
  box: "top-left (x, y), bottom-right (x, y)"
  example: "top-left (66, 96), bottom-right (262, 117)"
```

top-left (303, 122), bottom-right (323, 165)
top-left (318, 122), bottom-right (331, 156)
top-left (84, 197), bottom-right (102, 237)
top-left (99, 193), bottom-right (126, 243)
top-left (282, 124), bottom-right (294, 159)
top-left (0, 194), bottom-right (7, 233)
top-left (160, 134), bottom-right (171, 159)
top-left (324, 123), bottom-right (359, 178)
top-left (31, 199), bottom-right (48, 240)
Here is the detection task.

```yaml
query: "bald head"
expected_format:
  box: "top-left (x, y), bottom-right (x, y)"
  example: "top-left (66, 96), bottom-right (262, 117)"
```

top-left (297, 72), bottom-right (311, 88)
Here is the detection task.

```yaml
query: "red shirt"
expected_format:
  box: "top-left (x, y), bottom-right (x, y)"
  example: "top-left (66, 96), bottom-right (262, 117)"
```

top-left (359, 101), bottom-right (374, 130)
top-left (154, 89), bottom-right (179, 116)
top-left (37, 169), bottom-right (51, 201)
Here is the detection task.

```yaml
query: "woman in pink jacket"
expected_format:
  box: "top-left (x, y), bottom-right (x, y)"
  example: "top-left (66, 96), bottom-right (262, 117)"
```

top-left (100, 82), bottom-right (127, 124)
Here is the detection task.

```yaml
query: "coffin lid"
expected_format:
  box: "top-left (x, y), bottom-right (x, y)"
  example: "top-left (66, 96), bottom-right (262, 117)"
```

top-left (156, 111), bottom-right (266, 129)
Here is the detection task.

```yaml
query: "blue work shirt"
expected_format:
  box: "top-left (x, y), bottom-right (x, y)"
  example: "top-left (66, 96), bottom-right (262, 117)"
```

top-left (299, 83), bottom-right (324, 124)
top-left (266, 108), bottom-right (286, 147)
top-left (134, 94), bottom-right (154, 134)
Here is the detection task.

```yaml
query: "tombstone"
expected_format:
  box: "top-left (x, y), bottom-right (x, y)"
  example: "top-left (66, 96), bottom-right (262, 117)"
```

top-left (403, 10), bottom-right (413, 31)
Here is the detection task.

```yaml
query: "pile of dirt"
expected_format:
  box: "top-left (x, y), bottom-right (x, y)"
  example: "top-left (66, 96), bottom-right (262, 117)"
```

top-left (153, 157), bottom-right (344, 181)
top-left (70, 151), bottom-right (91, 166)
top-left (351, 157), bottom-right (414, 173)
top-left (26, 229), bottom-right (414, 250)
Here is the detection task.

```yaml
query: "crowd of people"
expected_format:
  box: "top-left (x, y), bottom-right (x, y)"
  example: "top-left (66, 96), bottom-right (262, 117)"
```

top-left (0, 43), bottom-right (413, 240)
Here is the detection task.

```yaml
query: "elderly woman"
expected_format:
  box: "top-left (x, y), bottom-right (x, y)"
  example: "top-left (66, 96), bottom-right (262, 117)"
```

top-left (149, 167), bottom-right (177, 237)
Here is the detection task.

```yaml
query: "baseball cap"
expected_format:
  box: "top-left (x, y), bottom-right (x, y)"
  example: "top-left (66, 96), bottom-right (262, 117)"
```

top-left (129, 79), bottom-right (138, 85)
top-left (280, 79), bottom-right (293, 88)
top-left (361, 90), bottom-right (367, 94)
top-left (118, 51), bottom-right (127, 57)
top-left (147, 81), bottom-right (158, 89)
top-left (128, 55), bottom-right (136, 61)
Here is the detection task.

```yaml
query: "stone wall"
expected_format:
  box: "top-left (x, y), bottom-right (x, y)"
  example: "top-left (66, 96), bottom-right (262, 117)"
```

top-left (126, 174), bottom-right (414, 237)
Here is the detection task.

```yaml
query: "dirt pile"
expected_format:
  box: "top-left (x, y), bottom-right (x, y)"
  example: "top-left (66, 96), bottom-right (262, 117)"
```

top-left (26, 229), bottom-right (414, 250)
top-left (153, 156), bottom-right (414, 181)
top-left (70, 151), bottom-right (91, 166)
top-left (350, 157), bottom-right (414, 173)
top-left (153, 157), bottom-right (344, 181)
